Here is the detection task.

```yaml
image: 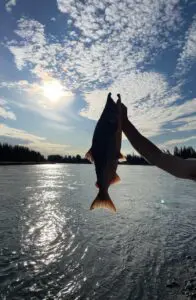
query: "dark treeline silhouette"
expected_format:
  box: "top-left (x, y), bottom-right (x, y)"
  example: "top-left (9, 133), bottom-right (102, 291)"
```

top-left (122, 154), bottom-right (149, 165)
top-left (0, 143), bottom-right (45, 163)
top-left (173, 146), bottom-right (196, 159)
top-left (0, 143), bottom-right (196, 165)
top-left (48, 146), bottom-right (196, 164)
top-left (47, 154), bottom-right (148, 164)
top-left (48, 154), bottom-right (90, 164)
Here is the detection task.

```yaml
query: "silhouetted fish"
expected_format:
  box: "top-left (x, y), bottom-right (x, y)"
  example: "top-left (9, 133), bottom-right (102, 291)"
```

top-left (86, 93), bottom-right (123, 212)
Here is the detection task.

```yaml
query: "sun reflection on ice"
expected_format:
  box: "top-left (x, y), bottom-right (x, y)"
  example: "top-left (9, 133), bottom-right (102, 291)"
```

top-left (21, 165), bottom-right (74, 268)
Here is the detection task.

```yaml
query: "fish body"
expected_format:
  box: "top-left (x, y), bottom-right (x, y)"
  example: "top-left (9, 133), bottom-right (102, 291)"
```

top-left (86, 93), bottom-right (123, 212)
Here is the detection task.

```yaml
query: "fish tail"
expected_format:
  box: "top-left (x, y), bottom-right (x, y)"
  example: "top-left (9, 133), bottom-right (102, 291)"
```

top-left (90, 190), bottom-right (116, 212)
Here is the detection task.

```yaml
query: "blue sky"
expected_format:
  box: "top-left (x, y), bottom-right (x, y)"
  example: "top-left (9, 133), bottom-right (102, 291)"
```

top-left (0, 0), bottom-right (196, 157)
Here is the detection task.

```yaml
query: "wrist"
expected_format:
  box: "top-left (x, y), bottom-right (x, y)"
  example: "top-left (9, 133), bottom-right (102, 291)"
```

top-left (122, 117), bottom-right (129, 131)
top-left (123, 118), bottom-right (140, 138)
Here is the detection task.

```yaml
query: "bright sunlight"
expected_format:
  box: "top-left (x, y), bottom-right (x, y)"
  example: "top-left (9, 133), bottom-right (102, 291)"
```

top-left (42, 80), bottom-right (65, 102)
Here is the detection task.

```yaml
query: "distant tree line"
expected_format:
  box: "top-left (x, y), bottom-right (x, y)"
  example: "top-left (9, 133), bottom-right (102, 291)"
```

top-left (47, 154), bottom-right (149, 165)
top-left (122, 154), bottom-right (149, 165)
top-left (0, 143), bottom-right (196, 165)
top-left (0, 143), bottom-right (45, 162)
top-left (47, 146), bottom-right (196, 164)
top-left (47, 154), bottom-right (90, 164)
top-left (173, 146), bottom-right (196, 159)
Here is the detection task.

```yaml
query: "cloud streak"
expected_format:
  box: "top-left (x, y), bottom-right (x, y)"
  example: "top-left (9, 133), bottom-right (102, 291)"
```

top-left (5, 0), bottom-right (16, 12)
top-left (0, 98), bottom-right (16, 120)
top-left (0, 124), bottom-right (70, 156)
top-left (176, 16), bottom-right (196, 75)
top-left (164, 136), bottom-right (196, 146)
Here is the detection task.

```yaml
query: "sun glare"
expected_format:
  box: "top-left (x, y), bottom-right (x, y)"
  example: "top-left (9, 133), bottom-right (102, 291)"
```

top-left (42, 80), bottom-right (65, 102)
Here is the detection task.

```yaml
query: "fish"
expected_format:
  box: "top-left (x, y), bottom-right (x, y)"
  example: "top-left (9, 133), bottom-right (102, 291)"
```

top-left (85, 92), bottom-right (124, 212)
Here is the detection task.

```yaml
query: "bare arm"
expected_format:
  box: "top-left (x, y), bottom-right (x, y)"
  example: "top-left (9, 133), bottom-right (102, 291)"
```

top-left (122, 105), bottom-right (196, 180)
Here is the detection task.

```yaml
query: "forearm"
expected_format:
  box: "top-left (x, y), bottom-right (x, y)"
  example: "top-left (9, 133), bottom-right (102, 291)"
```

top-left (123, 119), bottom-right (196, 179)
top-left (123, 119), bottom-right (163, 165)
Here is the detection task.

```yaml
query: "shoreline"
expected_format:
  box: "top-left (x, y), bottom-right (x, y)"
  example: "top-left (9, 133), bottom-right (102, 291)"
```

top-left (0, 162), bottom-right (53, 165)
top-left (0, 161), bottom-right (150, 166)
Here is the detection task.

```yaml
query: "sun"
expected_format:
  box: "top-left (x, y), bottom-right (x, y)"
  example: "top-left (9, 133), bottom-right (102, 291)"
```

top-left (42, 80), bottom-right (65, 102)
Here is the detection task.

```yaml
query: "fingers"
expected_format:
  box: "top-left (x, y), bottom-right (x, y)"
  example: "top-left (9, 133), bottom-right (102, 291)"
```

top-left (121, 102), bottom-right (127, 109)
top-left (121, 102), bottom-right (128, 114)
top-left (108, 93), bottom-right (127, 114)
top-left (117, 94), bottom-right (121, 102)
top-left (120, 102), bottom-right (128, 129)
top-left (117, 94), bottom-right (121, 112)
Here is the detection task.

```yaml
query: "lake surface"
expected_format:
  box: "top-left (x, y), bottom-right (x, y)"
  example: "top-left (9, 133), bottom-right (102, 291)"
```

top-left (0, 164), bottom-right (195, 300)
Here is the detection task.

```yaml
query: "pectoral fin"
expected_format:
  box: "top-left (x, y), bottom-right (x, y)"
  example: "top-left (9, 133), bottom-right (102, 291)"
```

top-left (85, 148), bottom-right (94, 163)
top-left (118, 153), bottom-right (126, 161)
top-left (110, 173), bottom-right (121, 185)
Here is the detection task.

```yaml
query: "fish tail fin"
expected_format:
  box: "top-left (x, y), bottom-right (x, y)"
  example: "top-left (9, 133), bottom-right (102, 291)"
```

top-left (90, 190), bottom-right (116, 212)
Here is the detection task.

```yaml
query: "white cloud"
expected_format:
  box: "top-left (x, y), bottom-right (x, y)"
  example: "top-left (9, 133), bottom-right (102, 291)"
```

top-left (4, 1), bottom-right (195, 148)
top-left (24, 141), bottom-right (70, 157)
top-left (57, 0), bottom-right (181, 43)
top-left (81, 71), bottom-right (170, 120)
top-left (8, 19), bottom-right (47, 70)
top-left (164, 136), bottom-right (196, 146)
top-left (166, 98), bottom-right (196, 132)
top-left (5, 0), bottom-right (16, 12)
top-left (80, 71), bottom-right (184, 136)
top-left (55, 0), bottom-right (182, 87)
top-left (0, 124), bottom-right (70, 156)
top-left (178, 121), bottom-right (196, 131)
top-left (80, 73), bottom-right (196, 138)
top-left (176, 16), bottom-right (196, 75)
top-left (0, 107), bottom-right (16, 120)
top-left (0, 124), bottom-right (45, 142)
top-left (0, 98), bottom-right (16, 120)
top-left (45, 122), bottom-right (74, 132)
top-left (6, 1), bottom-right (183, 90)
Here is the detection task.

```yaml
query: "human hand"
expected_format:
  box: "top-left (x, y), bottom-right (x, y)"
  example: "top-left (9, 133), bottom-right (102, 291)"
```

top-left (120, 102), bottom-right (129, 129)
